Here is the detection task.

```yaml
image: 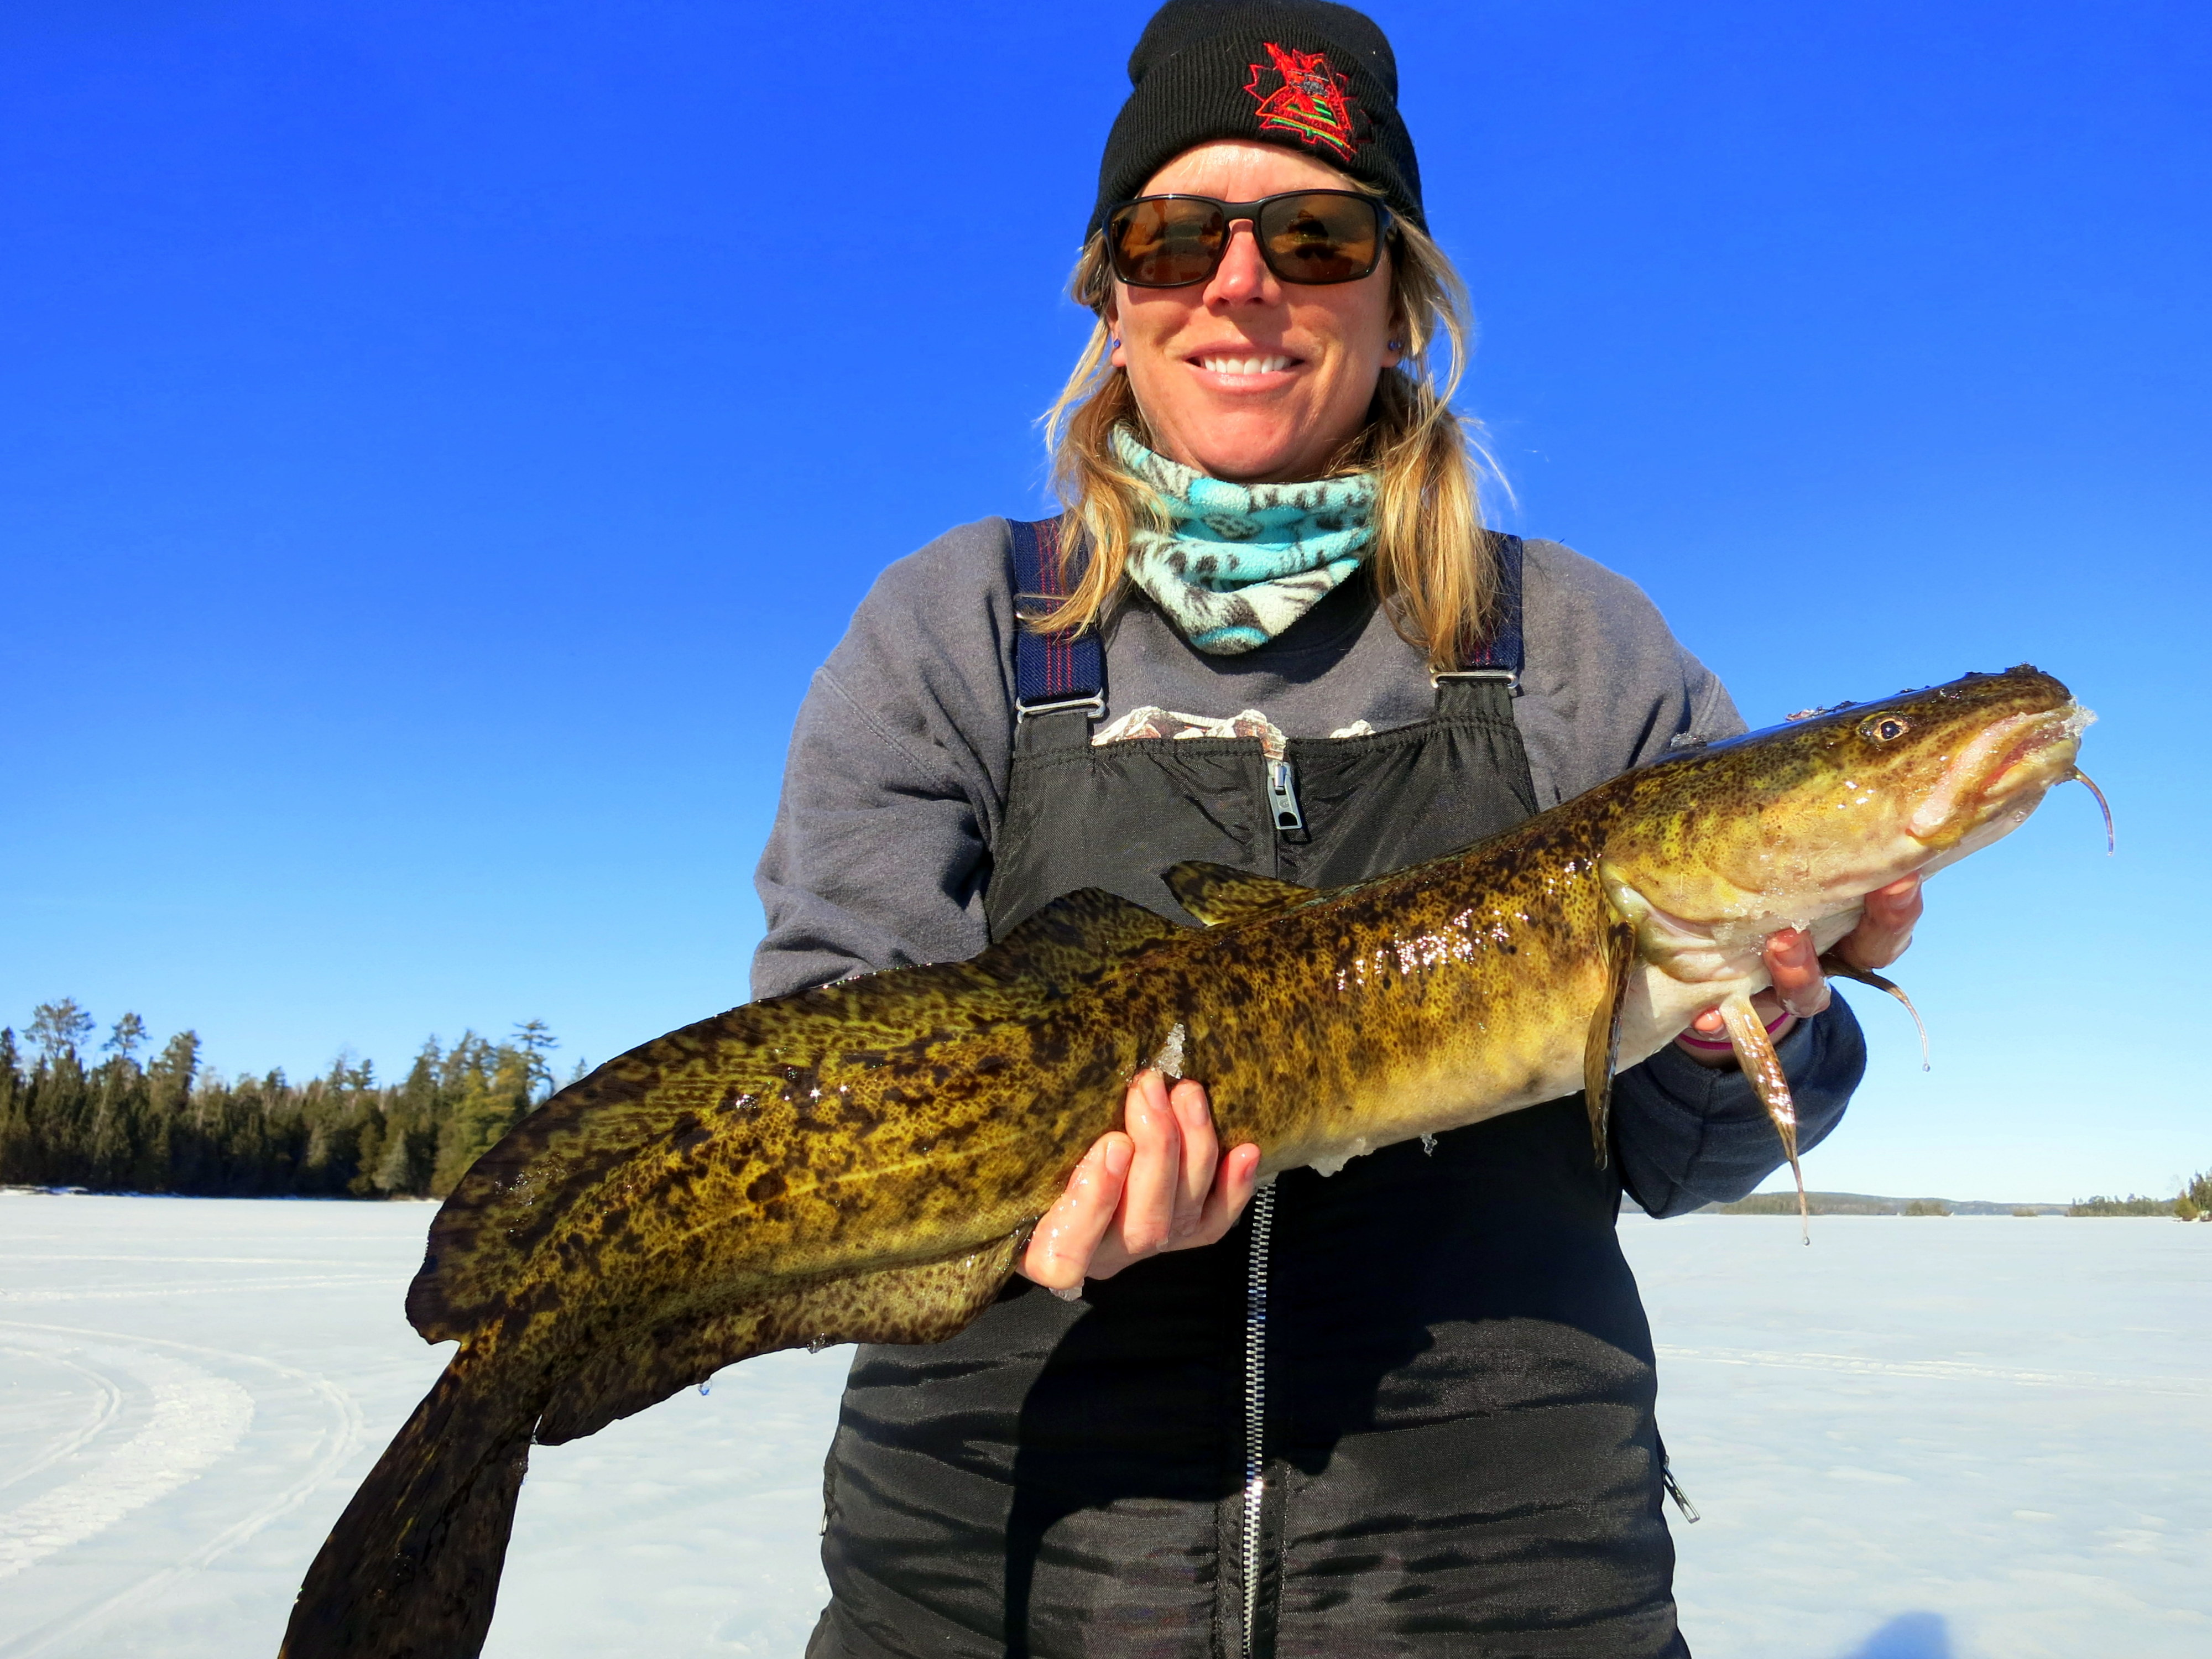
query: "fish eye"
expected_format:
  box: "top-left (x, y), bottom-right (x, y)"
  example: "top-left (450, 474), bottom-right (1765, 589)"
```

top-left (1859, 714), bottom-right (1911, 743)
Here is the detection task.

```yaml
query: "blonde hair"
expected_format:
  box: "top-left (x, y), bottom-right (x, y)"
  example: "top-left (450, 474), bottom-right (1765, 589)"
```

top-left (1037, 211), bottom-right (1501, 671)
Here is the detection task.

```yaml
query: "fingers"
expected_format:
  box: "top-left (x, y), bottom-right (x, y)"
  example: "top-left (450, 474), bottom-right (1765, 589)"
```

top-left (1027, 1073), bottom-right (1262, 1294)
top-left (1681, 986), bottom-right (1796, 1068)
top-left (1835, 874), bottom-right (1923, 972)
top-left (1093, 1073), bottom-right (1222, 1277)
top-left (1683, 915), bottom-right (1869, 1064)
top-left (1117, 1078), bottom-right (1254, 1260)
top-left (1764, 927), bottom-right (1830, 1019)
top-left (1019, 1131), bottom-right (1132, 1297)
top-left (1168, 1078), bottom-right (1219, 1240)
top-left (1113, 1069), bottom-right (1185, 1259)
top-left (1686, 878), bottom-right (1925, 1047)
top-left (1191, 1141), bottom-right (1262, 1246)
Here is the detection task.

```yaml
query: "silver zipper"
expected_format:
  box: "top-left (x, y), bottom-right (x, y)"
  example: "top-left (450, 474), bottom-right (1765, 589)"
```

top-left (1265, 760), bottom-right (1305, 836)
top-left (1241, 1179), bottom-right (1277, 1656)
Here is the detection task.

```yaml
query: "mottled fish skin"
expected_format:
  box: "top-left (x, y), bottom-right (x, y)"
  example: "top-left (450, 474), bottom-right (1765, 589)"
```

top-left (281, 666), bottom-right (2090, 1658)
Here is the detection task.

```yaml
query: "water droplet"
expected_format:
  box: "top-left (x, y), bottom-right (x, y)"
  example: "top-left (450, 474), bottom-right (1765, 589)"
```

top-left (698, 1380), bottom-right (712, 1396)
top-left (807, 1335), bottom-right (832, 1353)
top-left (1420, 1133), bottom-right (1438, 1156)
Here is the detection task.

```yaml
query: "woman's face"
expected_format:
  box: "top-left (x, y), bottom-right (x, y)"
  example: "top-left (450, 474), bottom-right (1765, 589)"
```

top-left (1109, 140), bottom-right (1400, 485)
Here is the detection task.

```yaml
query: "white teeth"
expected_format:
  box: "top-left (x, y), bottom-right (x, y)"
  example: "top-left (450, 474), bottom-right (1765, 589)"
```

top-left (1198, 354), bottom-right (1291, 376)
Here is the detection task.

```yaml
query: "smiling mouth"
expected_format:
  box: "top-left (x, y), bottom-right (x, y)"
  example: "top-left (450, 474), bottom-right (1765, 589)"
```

top-left (1193, 353), bottom-right (1295, 378)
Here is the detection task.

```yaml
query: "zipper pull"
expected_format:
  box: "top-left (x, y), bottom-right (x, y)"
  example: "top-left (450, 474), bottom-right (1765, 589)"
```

top-left (1266, 759), bottom-right (1306, 839)
top-left (1662, 1457), bottom-right (1700, 1524)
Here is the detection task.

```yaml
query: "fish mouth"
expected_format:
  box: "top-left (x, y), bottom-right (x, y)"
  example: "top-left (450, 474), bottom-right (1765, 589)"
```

top-left (1907, 702), bottom-right (2093, 846)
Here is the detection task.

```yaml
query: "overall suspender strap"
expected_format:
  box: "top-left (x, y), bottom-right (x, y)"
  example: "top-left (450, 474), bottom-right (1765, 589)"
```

top-left (1470, 533), bottom-right (1526, 675)
top-left (1433, 533), bottom-right (1526, 688)
top-left (1008, 517), bottom-right (1105, 719)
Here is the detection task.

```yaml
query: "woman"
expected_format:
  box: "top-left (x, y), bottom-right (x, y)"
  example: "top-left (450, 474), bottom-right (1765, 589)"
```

top-left (755, 3), bottom-right (1918, 1654)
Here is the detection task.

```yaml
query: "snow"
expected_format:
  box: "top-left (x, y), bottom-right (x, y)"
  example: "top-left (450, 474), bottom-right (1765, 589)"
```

top-left (1, 1193), bottom-right (2205, 1658)
top-left (1629, 1212), bottom-right (2212, 1658)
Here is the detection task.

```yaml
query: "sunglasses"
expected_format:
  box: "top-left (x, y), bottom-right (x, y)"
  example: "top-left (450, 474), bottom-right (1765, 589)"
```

top-left (1105, 190), bottom-right (1394, 289)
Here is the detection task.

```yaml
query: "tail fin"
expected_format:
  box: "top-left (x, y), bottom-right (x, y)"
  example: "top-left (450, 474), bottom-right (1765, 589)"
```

top-left (279, 1348), bottom-right (539, 1659)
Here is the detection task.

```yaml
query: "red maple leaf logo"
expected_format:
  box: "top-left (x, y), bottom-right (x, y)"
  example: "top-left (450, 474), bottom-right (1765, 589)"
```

top-left (1243, 42), bottom-right (1359, 161)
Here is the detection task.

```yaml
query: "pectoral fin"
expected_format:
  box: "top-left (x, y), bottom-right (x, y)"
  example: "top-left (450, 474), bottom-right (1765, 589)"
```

top-left (1818, 951), bottom-right (1931, 1070)
top-left (535, 1226), bottom-right (1031, 1446)
top-left (1581, 908), bottom-right (1638, 1167)
top-left (1718, 992), bottom-right (1809, 1242)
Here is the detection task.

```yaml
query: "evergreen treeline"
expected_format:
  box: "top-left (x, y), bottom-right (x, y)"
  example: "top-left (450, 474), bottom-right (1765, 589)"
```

top-left (0, 999), bottom-right (576, 1199)
top-left (1712, 1191), bottom-right (2060, 1216)
top-left (2180, 1171), bottom-right (2212, 1222)
top-left (2070, 1176), bottom-right (2212, 1219)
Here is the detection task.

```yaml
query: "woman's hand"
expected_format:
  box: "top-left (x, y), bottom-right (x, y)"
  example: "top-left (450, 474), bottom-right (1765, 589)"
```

top-left (1018, 1069), bottom-right (1261, 1298)
top-left (1677, 874), bottom-right (1924, 1066)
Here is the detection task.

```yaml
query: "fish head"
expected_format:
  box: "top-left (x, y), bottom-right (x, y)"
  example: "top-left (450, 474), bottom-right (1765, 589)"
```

top-left (1600, 666), bottom-right (2090, 970)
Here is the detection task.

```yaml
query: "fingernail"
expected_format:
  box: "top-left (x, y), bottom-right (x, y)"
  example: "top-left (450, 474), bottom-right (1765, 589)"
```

top-left (1104, 1136), bottom-right (1133, 1177)
top-left (1048, 1281), bottom-right (1083, 1302)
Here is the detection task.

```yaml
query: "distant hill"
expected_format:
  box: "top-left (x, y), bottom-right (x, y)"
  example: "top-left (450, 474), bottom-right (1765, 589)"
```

top-left (1709, 1176), bottom-right (2209, 1220)
top-left (1705, 1191), bottom-right (2070, 1217)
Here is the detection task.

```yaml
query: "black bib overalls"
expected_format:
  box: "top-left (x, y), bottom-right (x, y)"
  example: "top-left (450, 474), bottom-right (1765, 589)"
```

top-left (807, 529), bottom-right (1684, 1659)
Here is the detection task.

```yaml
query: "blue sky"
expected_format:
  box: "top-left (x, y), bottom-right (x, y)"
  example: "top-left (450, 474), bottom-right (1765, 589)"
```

top-left (2, 1), bottom-right (2205, 1201)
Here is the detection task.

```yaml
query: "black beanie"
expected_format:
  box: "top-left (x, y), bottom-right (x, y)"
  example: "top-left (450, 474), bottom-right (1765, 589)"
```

top-left (1089, 0), bottom-right (1424, 238)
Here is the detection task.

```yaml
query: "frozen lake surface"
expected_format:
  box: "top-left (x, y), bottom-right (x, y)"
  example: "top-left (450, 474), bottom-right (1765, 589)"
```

top-left (2, 1192), bottom-right (2205, 1658)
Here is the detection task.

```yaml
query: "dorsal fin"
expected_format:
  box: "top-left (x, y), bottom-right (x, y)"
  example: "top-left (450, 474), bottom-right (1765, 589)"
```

top-left (972, 887), bottom-right (1192, 993)
top-left (811, 889), bottom-right (1189, 1022)
top-left (1164, 862), bottom-right (1316, 927)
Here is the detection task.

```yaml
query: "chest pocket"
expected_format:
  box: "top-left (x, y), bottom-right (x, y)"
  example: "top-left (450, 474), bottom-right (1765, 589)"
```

top-left (984, 519), bottom-right (1534, 936)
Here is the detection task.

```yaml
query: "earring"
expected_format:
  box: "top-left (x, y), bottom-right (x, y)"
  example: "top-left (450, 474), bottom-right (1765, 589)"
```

top-left (1387, 338), bottom-right (1404, 352)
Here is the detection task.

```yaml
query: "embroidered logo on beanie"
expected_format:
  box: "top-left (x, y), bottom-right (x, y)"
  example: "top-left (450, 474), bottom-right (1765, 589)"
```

top-left (1088, 2), bottom-right (1424, 237)
top-left (1242, 42), bottom-right (1359, 160)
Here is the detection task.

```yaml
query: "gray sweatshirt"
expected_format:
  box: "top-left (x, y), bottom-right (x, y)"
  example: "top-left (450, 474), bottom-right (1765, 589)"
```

top-left (751, 519), bottom-right (1862, 1215)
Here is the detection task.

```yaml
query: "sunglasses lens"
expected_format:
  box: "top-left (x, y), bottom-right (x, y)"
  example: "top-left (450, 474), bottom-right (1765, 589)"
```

top-left (1109, 199), bottom-right (1228, 286)
top-left (1259, 194), bottom-right (1382, 283)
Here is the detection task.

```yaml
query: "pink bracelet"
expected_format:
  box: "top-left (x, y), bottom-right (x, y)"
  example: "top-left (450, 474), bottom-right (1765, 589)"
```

top-left (1674, 1008), bottom-right (1796, 1052)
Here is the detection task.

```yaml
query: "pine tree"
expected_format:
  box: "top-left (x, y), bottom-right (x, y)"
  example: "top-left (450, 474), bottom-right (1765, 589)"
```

top-left (2176, 1168), bottom-right (2210, 1222)
top-left (29, 999), bottom-right (95, 1063)
top-left (137, 1031), bottom-right (197, 1191)
top-left (512, 1019), bottom-right (559, 1098)
top-left (38, 1050), bottom-right (95, 1186)
top-left (430, 1032), bottom-right (538, 1194)
top-left (86, 1050), bottom-right (145, 1188)
top-left (0, 1029), bottom-right (27, 1183)
top-left (103, 1013), bottom-right (147, 1061)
